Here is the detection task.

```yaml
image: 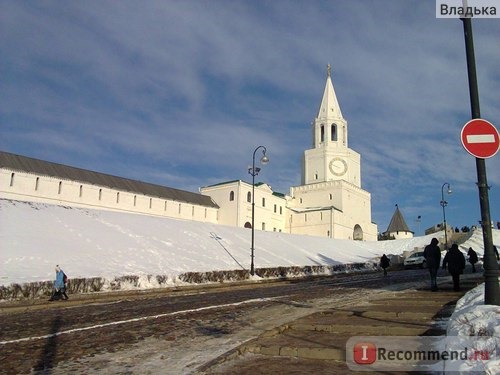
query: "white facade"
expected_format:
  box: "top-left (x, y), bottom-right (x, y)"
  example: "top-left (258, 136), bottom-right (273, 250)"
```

top-left (0, 166), bottom-right (219, 223)
top-left (199, 180), bottom-right (287, 233)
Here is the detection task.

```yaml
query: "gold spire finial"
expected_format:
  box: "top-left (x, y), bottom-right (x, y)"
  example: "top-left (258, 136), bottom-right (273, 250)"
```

top-left (327, 63), bottom-right (331, 77)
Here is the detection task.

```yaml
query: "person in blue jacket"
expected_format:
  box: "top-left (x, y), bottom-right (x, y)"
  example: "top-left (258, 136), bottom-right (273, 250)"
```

top-left (49, 265), bottom-right (68, 301)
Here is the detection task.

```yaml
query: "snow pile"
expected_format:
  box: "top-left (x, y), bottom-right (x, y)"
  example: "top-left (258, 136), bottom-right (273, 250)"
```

top-left (1, 199), bottom-right (498, 295)
top-left (0, 199), bottom-right (443, 288)
top-left (446, 283), bottom-right (500, 374)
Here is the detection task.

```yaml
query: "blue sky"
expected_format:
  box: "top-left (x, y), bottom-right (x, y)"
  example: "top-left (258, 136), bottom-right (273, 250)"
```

top-left (1, 1), bottom-right (499, 235)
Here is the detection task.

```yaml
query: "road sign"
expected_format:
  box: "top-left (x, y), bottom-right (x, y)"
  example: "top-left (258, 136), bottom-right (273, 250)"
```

top-left (461, 119), bottom-right (500, 158)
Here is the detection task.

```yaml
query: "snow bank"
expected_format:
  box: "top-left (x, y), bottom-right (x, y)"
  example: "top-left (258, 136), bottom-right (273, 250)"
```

top-left (446, 283), bottom-right (500, 374)
top-left (1, 199), bottom-right (498, 295)
top-left (0, 199), bottom-right (441, 287)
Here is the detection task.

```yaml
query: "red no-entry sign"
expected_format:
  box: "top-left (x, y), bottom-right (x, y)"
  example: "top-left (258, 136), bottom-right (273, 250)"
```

top-left (461, 119), bottom-right (500, 158)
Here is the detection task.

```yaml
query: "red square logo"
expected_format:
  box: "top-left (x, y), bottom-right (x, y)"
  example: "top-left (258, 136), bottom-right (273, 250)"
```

top-left (353, 342), bottom-right (377, 364)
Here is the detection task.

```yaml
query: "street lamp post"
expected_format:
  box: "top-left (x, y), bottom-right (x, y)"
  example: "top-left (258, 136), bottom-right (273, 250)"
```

top-left (248, 146), bottom-right (269, 276)
top-left (440, 183), bottom-right (452, 250)
top-left (415, 215), bottom-right (421, 236)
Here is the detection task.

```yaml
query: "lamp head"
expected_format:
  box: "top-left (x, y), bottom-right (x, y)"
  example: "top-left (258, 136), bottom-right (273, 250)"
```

top-left (260, 152), bottom-right (269, 165)
top-left (447, 184), bottom-right (452, 195)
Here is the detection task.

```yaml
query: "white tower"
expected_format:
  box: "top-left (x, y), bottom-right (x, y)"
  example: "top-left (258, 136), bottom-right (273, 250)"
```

top-left (302, 64), bottom-right (361, 187)
top-left (289, 65), bottom-right (377, 241)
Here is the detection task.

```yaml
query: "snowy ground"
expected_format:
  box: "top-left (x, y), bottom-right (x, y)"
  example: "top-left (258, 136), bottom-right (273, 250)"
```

top-left (3, 198), bottom-right (498, 288)
top-left (1, 198), bottom-right (499, 372)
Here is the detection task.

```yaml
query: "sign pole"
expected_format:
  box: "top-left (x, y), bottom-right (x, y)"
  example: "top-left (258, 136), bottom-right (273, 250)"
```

top-left (461, 16), bottom-right (499, 305)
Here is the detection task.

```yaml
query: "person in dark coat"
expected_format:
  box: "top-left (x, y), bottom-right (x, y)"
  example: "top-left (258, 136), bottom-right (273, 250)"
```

top-left (467, 247), bottom-right (478, 273)
top-left (442, 244), bottom-right (466, 291)
top-left (380, 254), bottom-right (390, 276)
top-left (423, 238), bottom-right (441, 291)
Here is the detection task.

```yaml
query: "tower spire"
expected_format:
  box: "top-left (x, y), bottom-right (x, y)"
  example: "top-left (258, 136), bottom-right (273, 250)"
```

top-left (317, 64), bottom-right (343, 120)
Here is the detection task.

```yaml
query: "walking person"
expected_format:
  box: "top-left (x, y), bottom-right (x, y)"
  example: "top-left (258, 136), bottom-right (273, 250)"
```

top-left (467, 247), bottom-right (478, 273)
top-left (423, 238), bottom-right (441, 291)
top-left (49, 265), bottom-right (69, 301)
top-left (380, 254), bottom-right (390, 276)
top-left (442, 244), bottom-right (466, 292)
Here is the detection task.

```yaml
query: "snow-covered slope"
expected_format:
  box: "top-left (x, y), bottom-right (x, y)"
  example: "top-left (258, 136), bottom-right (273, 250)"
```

top-left (1, 199), bottom-right (498, 287)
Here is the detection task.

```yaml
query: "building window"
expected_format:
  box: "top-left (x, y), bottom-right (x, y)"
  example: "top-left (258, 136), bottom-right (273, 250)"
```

top-left (58, 181), bottom-right (62, 194)
top-left (280, 206), bottom-right (282, 215)
top-left (331, 124), bottom-right (337, 141)
top-left (164, 201), bottom-right (167, 211)
top-left (315, 173), bottom-right (318, 180)
top-left (329, 194), bottom-right (333, 200)
top-left (247, 192), bottom-right (251, 203)
top-left (300, 198), bottom-right (303, 204)
top-left (274, 204), bottom-right (277, 213)
top-left (149, 198), bottom-right (152, 209)
top-left (178, 203), bottom-right (181, 214)
top-left (262, 222), bottom-right (266, 230)
top-left (79, 185), bottom-right (83, 198)
top-left (9, 173), bottom-right (15, 187)
top-left (99, 189), bottom-right (102, 201)
top-left (116, 192), bottom-right (120, 203)
top-left (320, 125), bottom-right (325, 142)
top-left (305, 214), bottom-right (307, 222)
top-left (327, 230), bottom-right (330, 237)
top-left (204, 208), bottom-right (207, 218)
top-left (229, 191), bottom-right (235, 201)
top-left (35, 177), bottom-right (39, 191)
top-left (134, 195), bottom-right (137, 206)
top-left (192, 206), bottom-right (195, 216)
top-left (320, 212), bottom-right (323, 220)
top-left (262, 198), bottom-right (266, 207)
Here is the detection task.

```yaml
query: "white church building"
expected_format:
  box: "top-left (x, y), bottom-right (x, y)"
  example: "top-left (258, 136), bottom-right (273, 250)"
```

top-left (1, 67), bottom-right (377, 241)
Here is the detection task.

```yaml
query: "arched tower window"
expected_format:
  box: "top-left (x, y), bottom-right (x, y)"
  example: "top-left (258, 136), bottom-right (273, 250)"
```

top-left (331, 124), bottom-right (337, 141)
top-left (58, 181), bottom-right (62, 194)
top-left (229, 191), bottom-right (235, 201)
top-left (320, 125), bottom-right (325, 142)
top-left (247, 192), bottom-right (251, 203)
top-left (10, 173), bottom-right (15, 187)
top-left (35, 177), bottom-right (40, 191)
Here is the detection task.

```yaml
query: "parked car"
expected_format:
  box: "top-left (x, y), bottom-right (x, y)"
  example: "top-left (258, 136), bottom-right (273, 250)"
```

top-left (403, 251), bottom-right (426, 269)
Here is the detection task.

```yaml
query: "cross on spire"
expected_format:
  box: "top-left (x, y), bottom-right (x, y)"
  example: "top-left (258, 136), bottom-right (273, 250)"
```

top-left (327, 63), bottom-right (332, 77)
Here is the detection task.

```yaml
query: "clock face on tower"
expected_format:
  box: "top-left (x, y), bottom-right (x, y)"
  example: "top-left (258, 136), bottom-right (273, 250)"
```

top-left (329, 157), bottom-right (348, 176)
